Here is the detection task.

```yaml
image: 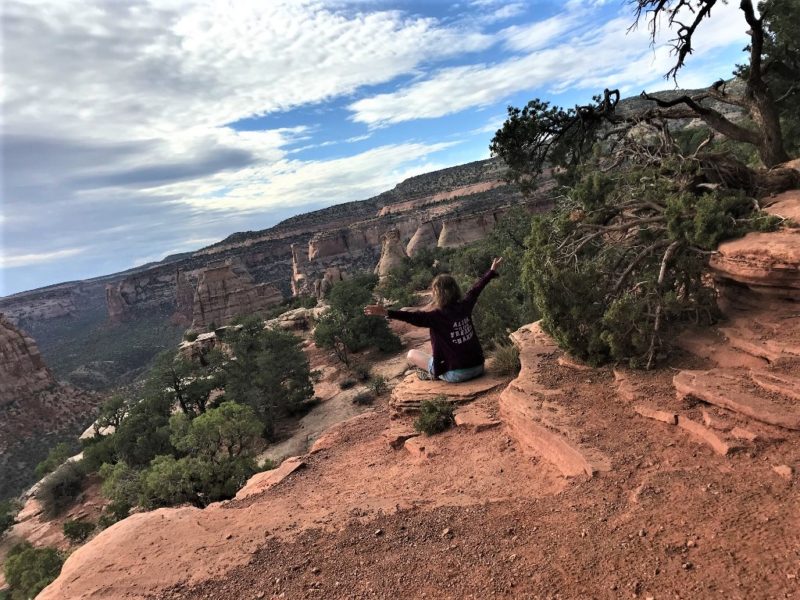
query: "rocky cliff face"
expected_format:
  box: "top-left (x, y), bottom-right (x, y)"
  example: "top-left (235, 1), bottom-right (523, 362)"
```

top-left (406, 222), bottom-right (440, 257)
top-left (0, 315), bottom-right (54, 407)
top-left (172, 270), bottom-right (195, 326)
top-left (0, 317), bottom-right (100, 499)
top-left (375, 229), bottom-right (408, 280)
top-left (191, 260), bottom-right (284, 330)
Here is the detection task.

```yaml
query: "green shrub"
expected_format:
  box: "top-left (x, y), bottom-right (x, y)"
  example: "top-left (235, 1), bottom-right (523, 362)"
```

top-left (490, 344), bottom-right (521, 376)
top-left (63, 519), bottom-right (94, 544)
top-left (3, 542), bottom-right (63, 600)
top-left (99, 462), bottom-right (142, 513)
top-left (523, 159), bottom-right (779, 369)
top-left (339, 378), bottom-right (356, 390)
top-left (0, 500), bottom-right (19, 535)
top-left (37, 462), bottom-right (86, 518)
top-left (367, 375), bottom-right (388, 396)
top-left (352, 391), bottom-right (374, 406)
top-left (138, 455), bottom-right (256, 509)
top-left (170, 402), bottom-right (262, 460)
top-left (314, 274), bottom-right (402, 366)
top-left (81, 434), bottom-right (118, 472)
top-left (35, 442), bottom-right (75, 478)
top-left (414, 398), bottom-right (455, 435)
top-left (113, 395), bottom-right (174, 468)
top-left (96, 500), bottom-right (131, 529)
top-left (225, 318), bottom-right (314, 438)
top-left (183, 330), bottom-right (199, 342)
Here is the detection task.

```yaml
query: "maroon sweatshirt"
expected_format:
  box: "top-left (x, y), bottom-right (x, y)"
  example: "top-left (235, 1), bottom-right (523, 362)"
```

top-left (387, 269), bottom-right (498, 377)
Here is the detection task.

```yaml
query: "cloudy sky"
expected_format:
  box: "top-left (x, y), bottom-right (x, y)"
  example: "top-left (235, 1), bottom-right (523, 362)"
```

top-left (1, 0), bottom-right (750, 296)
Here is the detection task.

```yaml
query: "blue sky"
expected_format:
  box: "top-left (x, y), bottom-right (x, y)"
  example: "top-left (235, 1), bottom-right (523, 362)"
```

top-left (1, 0), bottom-right (750, 296)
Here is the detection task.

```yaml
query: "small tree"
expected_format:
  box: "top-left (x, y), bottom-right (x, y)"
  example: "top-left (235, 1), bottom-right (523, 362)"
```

top-left (314, 274), bottom-right (401, 365)
top-left (36, 461), bottom-right (86, 518)
top-left (145, 350), bottom-right (225, 417)
top-left (3, 543), bottom-right (63, 600)
top-left (112, 395), bottom-right (174, 468)
top-left (94, 394), bottom-right (131, 434)
top-left (0, 500), bottom-right (18, 535)
top-left (170, 402), bottom-right (262, 461)
top-left (225, 317), bottom-right (314, 437)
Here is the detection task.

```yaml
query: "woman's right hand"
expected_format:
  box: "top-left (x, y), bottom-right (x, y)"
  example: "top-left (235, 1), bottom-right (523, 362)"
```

top-left (364, 304), bottom-right (388, 317)
top-left (491, 257), bottom-right (504, 272)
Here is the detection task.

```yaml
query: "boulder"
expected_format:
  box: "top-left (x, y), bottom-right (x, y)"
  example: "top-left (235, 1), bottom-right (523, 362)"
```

top-left (389, 373), bottom-right (506, 414)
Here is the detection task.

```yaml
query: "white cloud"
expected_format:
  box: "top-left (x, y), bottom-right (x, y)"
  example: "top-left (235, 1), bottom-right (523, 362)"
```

top-left (348, 2), bottom-right (749, 126)
top-left (1, 247), bottom-right (87, 269)
top-left (172, 140), bottom-right (460, 212)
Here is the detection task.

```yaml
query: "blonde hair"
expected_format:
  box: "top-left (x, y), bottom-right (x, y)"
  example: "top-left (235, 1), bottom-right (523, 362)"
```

top-left (431, 274), bottom-right (462, 308)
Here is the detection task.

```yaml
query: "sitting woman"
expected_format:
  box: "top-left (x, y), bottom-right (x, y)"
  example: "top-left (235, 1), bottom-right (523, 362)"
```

top-left (364, 257), bottom-right (503, 383)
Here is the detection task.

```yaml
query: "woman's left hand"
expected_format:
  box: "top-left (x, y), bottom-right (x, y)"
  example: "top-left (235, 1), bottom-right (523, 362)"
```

top-left (364, 304), bottom-right (388, 317)
top-left (491, 257), bottom-right (504, 272)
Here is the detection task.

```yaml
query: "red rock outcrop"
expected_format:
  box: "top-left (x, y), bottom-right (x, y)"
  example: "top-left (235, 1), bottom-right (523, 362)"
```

top-left (374, 229), bottom-right (408, 280)
top-left (709, 190), bottom-right (800, 300)
top-left (191, 261), bottom-right (283, 330)
top-left (499, 322), bottom-right (611, 478)
top-left (0, 317), bottom-right (100, 497)
top-left (0, 315), bottom-right (53, 407)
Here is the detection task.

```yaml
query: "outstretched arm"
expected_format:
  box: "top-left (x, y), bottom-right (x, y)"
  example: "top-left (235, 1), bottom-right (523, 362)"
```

top-left (364, 304), bottom-right (435, 328)
top-left (463, 257), bottom-right (502, 308)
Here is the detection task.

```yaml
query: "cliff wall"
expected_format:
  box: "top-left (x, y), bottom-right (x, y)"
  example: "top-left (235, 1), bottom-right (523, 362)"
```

top-left (0, 317), bottom-right (100, 499)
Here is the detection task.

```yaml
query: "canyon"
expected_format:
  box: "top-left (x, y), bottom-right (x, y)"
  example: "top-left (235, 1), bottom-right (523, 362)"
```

top-left (0, 157), bottom-right (552, 390)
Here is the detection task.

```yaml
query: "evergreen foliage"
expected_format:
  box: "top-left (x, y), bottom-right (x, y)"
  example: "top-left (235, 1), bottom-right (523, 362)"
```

top-left (225, 317), bottom-right (314, 437)
top-left (3, 543), bottom-right (63, 600)
top-left (522, 146), bottom-right (780, 368)
top-left (414, 397), bottom-right (455, 436)
top-left (314, 274), bottom-right (402, 365)
top-left (0, 500), bottom-right (18, 535)
top-left (63, 519), bottom-right (95, 543)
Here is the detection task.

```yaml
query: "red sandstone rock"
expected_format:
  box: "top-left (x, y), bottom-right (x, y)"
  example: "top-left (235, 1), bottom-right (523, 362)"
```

top-left (674, 369), bottom-right (800, 430)
top-left (772, 464), bottom-right (793, 480)
top-left (191, 260), bottom-right (282, 329)
top-left (404, 437), bottom-right (436, 459)
top-left (749, 370), bottom-right (800, 402)
top-left (557, 355), bottom-right (591, 371)
top-left (730, 426), bottom-right (758, 442)
top-left (0, 315), bottom-right (53, 407)
top-left (674, 329), bottom-right (767, 370)
top-left (454, 407), bottom-right (501, 432)
top-left (633, 404), bottom-right (678, 425)
top-left (677, 415), bottom-right (735, 455)
top-left (384, 427), bottom-right (419, 450)
top-left (764, 189), bottom-right (800, 222)
top-left (499, 322), bottom-right (610, 478)
top-left (709, 229), bottom-right (800, 298)
top-left (390, 373), bottom-right (505, 414)
top-left (234, 457), bottom-right (306, 500)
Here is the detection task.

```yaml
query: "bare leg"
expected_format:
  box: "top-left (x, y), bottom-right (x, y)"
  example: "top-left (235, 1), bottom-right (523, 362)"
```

top-left (406, 349), bottom-right (431, 371)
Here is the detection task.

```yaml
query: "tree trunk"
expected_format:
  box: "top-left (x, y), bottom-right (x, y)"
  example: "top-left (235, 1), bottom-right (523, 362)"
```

top-left (752, 90), bottom-right (790, 167)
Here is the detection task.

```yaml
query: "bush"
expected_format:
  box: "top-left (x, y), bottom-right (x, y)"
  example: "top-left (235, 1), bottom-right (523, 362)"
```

top-left (113, 395), bottom-right (174, 468)
top-left (314, 274), bottom-right (402, 366)
top-left (352, 363), bottom-right (371, 381)
top-left (183, 330), bottom-right (199, 342)
top-left (81, 434), bottom-right (118, 472)
top-left (138, 455), bottom-right (256, 509)
top-left (338, 378), bottom-right (356, 390)
top-left (352, 391), bottom-right (374, 406)
top-left (414, 397), bottom-right (455, 435)
top-left (225, 317), bottom-right (314, 438)
top-left (37, 461), bottom-right (86, 518)
top-left (97, 500), bottom-right (131, 529)
top-left (99, 462), bottom-right (141, 513)
top-left (490, 344), bottom-right (521, 376)
top-left (35, 442), bottom-right (75, 478)
top-left (3, 542), bottom-right (63, 600)
top-left (63, 519), bottom-right (94, 544)
top-left (367, 375), bottom-right (388, 396)
top-left (523, 156), bottom-right (779, 369)
top-left (0, 500), bottom-right (18, 535)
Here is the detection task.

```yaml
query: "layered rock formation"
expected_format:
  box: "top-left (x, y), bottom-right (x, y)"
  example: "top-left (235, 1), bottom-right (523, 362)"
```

top-left (0, 314), bottom-right (53, 407)
top-left (406, 222), bottom-right (439, 257)
top-left (374, 229), bottom-right (408, 280)
top-left (0, 317), bottom-right (100, 499)
top-left (191, 260), bottom-right (283, 330)
top-left (172, 269), bottom-right (195, 326)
